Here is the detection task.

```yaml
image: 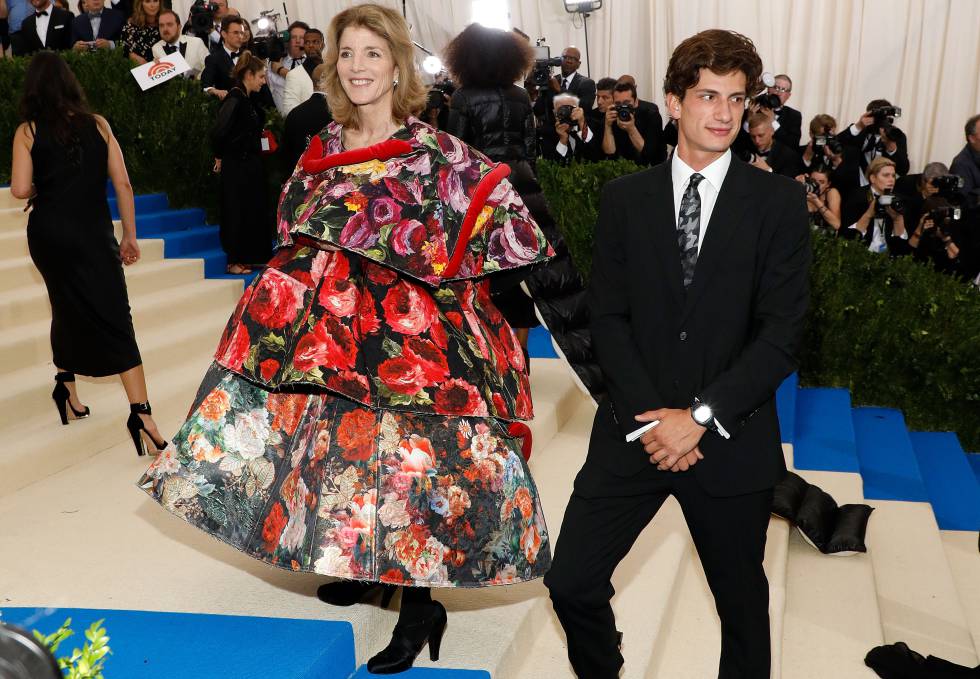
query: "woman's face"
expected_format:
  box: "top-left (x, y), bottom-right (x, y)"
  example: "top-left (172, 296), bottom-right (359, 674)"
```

top-left (244, 67), bottom-right (267, 94)
top-left (143, 0), bottom-right (159, 18)
top-left (812, 171), bottom-right (830, 194)
top-left (336, 26), bottom-right (397, 112)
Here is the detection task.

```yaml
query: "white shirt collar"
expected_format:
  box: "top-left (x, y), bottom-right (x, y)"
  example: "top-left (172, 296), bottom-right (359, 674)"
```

top-left (671, 149), bottom-right (732, 195)
top-left (562, 71), bottom-right (578, 84)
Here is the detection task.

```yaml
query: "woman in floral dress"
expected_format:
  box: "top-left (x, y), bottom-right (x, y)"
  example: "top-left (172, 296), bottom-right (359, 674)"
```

top-left (138, 4), bottom-right (553, 673)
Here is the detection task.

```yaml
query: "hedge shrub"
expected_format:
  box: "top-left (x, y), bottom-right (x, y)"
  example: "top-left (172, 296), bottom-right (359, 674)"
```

top-left (538, 159), bottom-right (980, 450)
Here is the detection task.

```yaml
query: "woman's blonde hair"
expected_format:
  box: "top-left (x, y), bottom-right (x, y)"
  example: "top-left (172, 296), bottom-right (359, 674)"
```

top-left (867, 156), bottom-right (896, 180)
top-left (323, 3), bottom-right (427, 128)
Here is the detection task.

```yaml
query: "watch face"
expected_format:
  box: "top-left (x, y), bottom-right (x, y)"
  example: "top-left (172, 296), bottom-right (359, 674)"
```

top-left (693, 403), bottom-right (712, 425)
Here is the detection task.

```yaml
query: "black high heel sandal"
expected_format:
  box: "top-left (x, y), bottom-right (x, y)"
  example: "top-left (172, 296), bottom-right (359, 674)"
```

top-left (52, 373), bottom-right (90, 425)
top-left (127, 401), bottom-right (169, 457)
top-left (316, 581), bottom-right (397, 609)
top-left (366, 600), bottom-right (447, 674)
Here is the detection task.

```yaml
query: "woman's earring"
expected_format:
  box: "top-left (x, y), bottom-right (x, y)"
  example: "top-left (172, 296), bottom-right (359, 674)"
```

top-left (393, 77), bottom-right (399, 87)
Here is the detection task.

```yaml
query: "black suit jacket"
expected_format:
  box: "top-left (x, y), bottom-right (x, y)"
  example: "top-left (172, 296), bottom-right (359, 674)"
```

top-left (282, 93), bottom-right (333, 171)
top-left (759, 139), bottom-right (804, 178)
top-left (601, 103), bottom-right (667, 166)
top-left (839, 187), bottom-right (912, 256)
top-left (773, 105), bottom-right (802, 150)
top-left (201, 48), bottom-right (276, 110)
top-left (588, 158), bottom-right (810, 496)
top-left (71, 7), bottom-right (124, 42)
top-left (562, 72), bottom-right (596, 112)
top-left (12, 7), bottom-right (73, 55)
top-left (836, 125), bottom-right (911, 177)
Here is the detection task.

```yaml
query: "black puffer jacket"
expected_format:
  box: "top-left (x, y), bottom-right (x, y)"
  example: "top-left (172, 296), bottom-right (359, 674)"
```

top-left (447, 85), bottom-right (537, 167)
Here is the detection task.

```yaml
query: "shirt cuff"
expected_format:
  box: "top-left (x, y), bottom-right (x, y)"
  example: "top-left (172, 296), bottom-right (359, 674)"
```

top-left (772, 119), bottom-right (781, 131)
top-left (555, 141), bottom-right (569, 157)
top-left (582, 126), bottom-right (593, 143)
top-left (849, 124), bottom-right (862, 136)
top-left (715, 418), bottom-right (731, 440)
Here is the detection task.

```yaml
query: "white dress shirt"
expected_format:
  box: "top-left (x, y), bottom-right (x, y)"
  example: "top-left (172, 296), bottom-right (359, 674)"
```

top-left (670, 149), bottom-right (733, 254)
top-left (555, 125), bottom-right (593, 158)
top-left (34, 6), bottom-right (52, 45)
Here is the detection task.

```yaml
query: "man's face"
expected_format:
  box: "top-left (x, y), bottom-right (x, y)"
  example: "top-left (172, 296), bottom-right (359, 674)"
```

top-left (304, 31), bottom-right (323, 57)
top-left (30, 0), bottom-right (51, 9)
top-left (222, 21), bottom-right (245, 50)
top-left (969, 121), bottom-right (980, 153)
top-left (560, 48), bottom-right (580, 78)
top-left (612, 89), bottom-right (637, 111)
top-left (289, 27), bottom-right (306, 58)
top-left (768, 76), bottom-right (791, 106)
top-left (669, 68), bottom-right (747, 164)
top-left (749, 122), bottom-right (774, 152)
top-left (158, 12), bottom-right (180, 42)
top-left (870, 165), bottom-right (897, 193)
top-left (595, 88), bottom-right (614, 113)
top-left (82, 0), bottom-right (104, 13)
top-left (212, 0), bottom-right (226, 18)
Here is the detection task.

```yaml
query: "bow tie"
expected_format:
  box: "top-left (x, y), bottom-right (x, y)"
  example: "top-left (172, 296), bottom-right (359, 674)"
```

top-left (163, 43), bottom-right (179, 54)
top-left (88, 11), bottom-right (102, 18)
top-left (35, 9), bottom-right (48, 16)
top-left (229, 51), bottom-right (240, 59)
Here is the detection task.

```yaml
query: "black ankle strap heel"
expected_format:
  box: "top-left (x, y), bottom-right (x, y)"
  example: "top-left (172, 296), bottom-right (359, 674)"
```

top-left (126, 401), bottom-right (169, 457)
top-left (52, 373), bottom-right (90, 425)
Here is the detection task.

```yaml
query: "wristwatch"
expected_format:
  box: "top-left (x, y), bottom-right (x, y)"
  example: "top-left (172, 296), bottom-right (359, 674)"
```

top-left (691, 397), bottom-right (718, 432)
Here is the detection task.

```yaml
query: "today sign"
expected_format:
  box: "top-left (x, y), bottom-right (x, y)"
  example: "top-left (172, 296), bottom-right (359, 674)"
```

top-left (130, 52), bottom-right (191, 91)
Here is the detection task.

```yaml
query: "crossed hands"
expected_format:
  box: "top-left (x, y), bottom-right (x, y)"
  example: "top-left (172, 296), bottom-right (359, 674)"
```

top-left (634, 408), bottom-right (706, 472)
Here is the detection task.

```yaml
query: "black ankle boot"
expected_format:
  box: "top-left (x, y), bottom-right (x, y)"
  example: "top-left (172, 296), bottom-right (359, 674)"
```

top-left (366, 600), bottom-right (447, 674)
top-left (52, 373), bottom-right (90, 425)
top-left (316, 581), bottom-right (396, 608)
top-left (127, 401), bottom-right (169, 457)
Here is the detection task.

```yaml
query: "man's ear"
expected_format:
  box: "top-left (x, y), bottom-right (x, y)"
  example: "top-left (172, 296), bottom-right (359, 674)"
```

top-left (666, 92), bottom-right (681, 120)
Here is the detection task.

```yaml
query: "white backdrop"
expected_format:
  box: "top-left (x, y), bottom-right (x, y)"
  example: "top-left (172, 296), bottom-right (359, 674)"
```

top-left (171, 0), bottom-right (980, 170)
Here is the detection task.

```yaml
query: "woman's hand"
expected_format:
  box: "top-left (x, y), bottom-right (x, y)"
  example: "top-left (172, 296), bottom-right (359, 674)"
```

top-left (213, 158), bottom-right (222, 173)
top-left (120, 235), bottom-right (141, 266)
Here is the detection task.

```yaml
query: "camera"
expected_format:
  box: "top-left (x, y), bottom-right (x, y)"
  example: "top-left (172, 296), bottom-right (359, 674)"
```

top-left (423, 80), bottom-right (453, 120)
top-left (870, 105), bottom-right (901, 134)
top-left (931, 174), bottom-right (965, 198)
top-left (613, 102), bottom-right (634, 122)
top-left (251, 34), bottom-right (285, 61)
top-left (556, 104), bottom-right (578, 130)
top-left (813, 134), bottom-right (843, 156)
top-left (803, 177), bottom-right (821, 195)
top-left (929, 206), bottom-right (962, 225)
top-left (531, 42), bottom-right (562, 88)
top-left (753, 92), bottom-right (782, 110)
top-left (188, 0), bottom-right (218, 39)
top-left (875, 192), bottom-right (904, 216)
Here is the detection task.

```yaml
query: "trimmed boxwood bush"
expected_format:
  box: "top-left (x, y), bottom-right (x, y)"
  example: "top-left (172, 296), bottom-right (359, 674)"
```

top-left (538, 159), bottom-right (980, 449)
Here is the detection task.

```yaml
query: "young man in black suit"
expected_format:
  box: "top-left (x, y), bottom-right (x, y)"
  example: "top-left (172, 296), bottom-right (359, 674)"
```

top-left (544, 29), bottom-right (810, 679)
top-left (12, 0), bottom-right (72, 55)
top-left (201, 15), bottom-right (275, 110)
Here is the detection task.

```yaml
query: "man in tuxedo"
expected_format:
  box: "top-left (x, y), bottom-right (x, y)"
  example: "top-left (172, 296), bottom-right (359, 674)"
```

top-left (544, 93), bottom-right (598, 164)
top-left (600, 81), bottom-right (667, 166)
top-left (837, 99), bottom-right (911, 187)
top-left (282, 62), bottom-right (332, 171)
top-left (151, 10), bottom-right (209, 79)
top-left (70, 0), bottom-right (122, 49)
top-left (747, 110), bottom-right (804, 177)
top-left (11, 0), bottom-right (71, 55)
top-left (201, 16), bottom-right (274, 109)
top-left (840, 157), bottom-right (911, 256)
top-left (544, 28), bottom-right (810, 679)
top-left (950, 113), bottom-right (980, 209)
top-left (281, 27), bottom-right (323, 116)
top-left (767, 73), bottom-right (802, 149)
top-left (557, 46), bottom-right (596, 111)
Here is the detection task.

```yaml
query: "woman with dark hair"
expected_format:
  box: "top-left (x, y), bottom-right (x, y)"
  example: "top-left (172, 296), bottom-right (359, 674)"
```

top-left (9, 51), bottom-right (169, 456)
top-left (120, 0), bottom-right (160, 64)
top-left (443, 23), bottom-right (542, 348)
top-left (211, 50), bottom-right (270, 274)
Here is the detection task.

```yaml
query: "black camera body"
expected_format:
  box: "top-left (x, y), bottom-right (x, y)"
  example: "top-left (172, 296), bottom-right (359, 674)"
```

top-left (875, 192), bottom-right (904, 216)
top-left (930, 205), bottom-right (962, 225)
top-left (613, 102), bottom-right (634, 122)
top-left (188, 0), bottom-right (218, 39)
top-left (871, 105), bottom-right (901, 134)
top-left (532, 56), bottom-right (562, 88)
top-left (556, 104), bottom-right (578, 130)
top-left (251, 34), bottom-right (285, 62)
top-left (803, 177), bottom-right (821, 195)
top-left (931, 174), bottom-right (965, 198)
top-left (753, 92), bottom-right (782, 110)
top-left (813, 134), bottom-right (843, 156)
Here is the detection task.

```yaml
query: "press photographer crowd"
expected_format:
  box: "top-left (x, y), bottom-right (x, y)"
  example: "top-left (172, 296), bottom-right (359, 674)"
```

top-left (2, 0), bottom-right (979, 283)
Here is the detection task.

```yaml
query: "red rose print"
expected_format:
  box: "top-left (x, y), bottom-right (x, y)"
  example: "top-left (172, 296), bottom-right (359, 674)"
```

top-left (492, 393), bottom-right (509, 418)
top-left (383, 178), bottom-right (418, 206)
top-left (336, 408), bottom-right (378, 461)
top-left (390, 219), bottom-right (426, 256)
top-left (445, 312), bottom-right (463, 330)
top-left (259, 358), bottom-right (280, 381)
top-left (369, 196), bottom-right (402, 227)
top-left (514, 387), bottom-right (532, 419)
top-left (326, 370), bottom-right (371, 402)
top-left (322, 251), bottom-right (351, 279)
top-left (261, 502), bottom-right (288, 553)
top-left (357, 289), bottom-right (381, 336)
top-left (498, 326), bottom-right (526, 372)
top-left (475, 282), bottom-right (503, 325)
top-left (293, 316), bottom-right (357, 373)
top-left (430, 318), bottom-right (449, 349)
top-left (380, 568), bottom-right (407, 584)
top-left (365, 263), bottom-right (397, 285)
top-left (248, 268), bottom-right (308, 329)
top-left (339, 211), bottom-right (379, 249)
top-left (378, 356), bottom-right (427, 395)
top-left (268, 393), bottom-right (306, 436)
top-left (289, 270), bottom-right (315, 288)
top-left (381, 281), bottom-right (437, 336)
top-left (403, 337), bottom-right (449, 385)
top-left (434, 379), bottom-right (488, 416)
top-left (216, 321), bottom-right (250, 371)
top-left (318, 277), bottom-right (359, 317)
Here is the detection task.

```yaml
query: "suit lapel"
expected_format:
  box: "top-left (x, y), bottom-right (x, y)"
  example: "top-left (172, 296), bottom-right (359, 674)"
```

top-left (682, 159), bottom-right (753, 320)
top-left (641, 164), bottom-right (686, 310)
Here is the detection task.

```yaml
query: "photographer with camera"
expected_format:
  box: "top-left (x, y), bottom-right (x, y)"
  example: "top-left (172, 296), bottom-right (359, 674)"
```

top-left (950, 113), bottom-right (980, 209)
top-left (895, 161), bottom-right (965, 228)
top-left (908, 195), bottom-right (969, 277)
top-left (600, 80), bottom-right (666, 166)
top-left (767, 73), bottom-right (802, 149)
top-left (800, 113), bottom-right (862, 200)
top-left (549, 93), bottom-right (597, 163)
top-left (201, 15), bottom-right (274, 110)
top-left (838, 99), bottom-right (910, 188)
top-left (745, 110), bottom-right (803, 177)
top-left (797, 165), bottom-right (842, 233)
top-left (182, 0), bottom-right (229, 50)
top-left (841, 157), bottom-right (911, 255)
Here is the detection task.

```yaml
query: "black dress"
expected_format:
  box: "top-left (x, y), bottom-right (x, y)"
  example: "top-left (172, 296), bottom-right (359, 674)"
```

top-left (26, 117), bottom-right (142, 377)
top-left (212, 87), bottom-right (272, 266)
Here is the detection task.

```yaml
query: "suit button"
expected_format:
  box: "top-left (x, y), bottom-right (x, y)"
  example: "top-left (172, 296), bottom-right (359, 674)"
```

top-left (679, 331), bottom-right (688, 341)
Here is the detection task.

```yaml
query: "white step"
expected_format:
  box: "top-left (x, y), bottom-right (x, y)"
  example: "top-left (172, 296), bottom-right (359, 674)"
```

top-left (867, 500), bottom-right (978, 667)
top-left (0, 188), bottom-right (23, 211)
top-left (782, 462), bottom-right (883, 678)
top-left (941, 531), bottom-right (980, 657)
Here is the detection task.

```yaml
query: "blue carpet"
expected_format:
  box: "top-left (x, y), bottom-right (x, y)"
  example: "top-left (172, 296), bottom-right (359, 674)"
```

top-left (908, 432), bottom-right (980, 531)
top-left (0, 607), bottom-right (355, 679)
top-left (352, 668), bottom-right (490, 678)
top-left (969, 453), bottom-right (980, 486)
top-left (851, 407), bottom-right (928, 502)
top-left (527, 325), bottom-right (559, 359)
top-left (775, 372), bottom-right (798, 444)
top-left (792, 388), bottom-right (860, 472)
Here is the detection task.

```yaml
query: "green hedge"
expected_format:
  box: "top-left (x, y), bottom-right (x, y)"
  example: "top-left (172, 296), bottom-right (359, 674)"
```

top-left (538, 159), bottom-right (980, 450)
top-left (1, 49), bottom-right (287, 219)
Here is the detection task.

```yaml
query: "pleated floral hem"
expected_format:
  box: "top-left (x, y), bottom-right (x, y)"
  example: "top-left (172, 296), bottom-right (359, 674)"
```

top-left (137, 363), bottom-right (551, 587)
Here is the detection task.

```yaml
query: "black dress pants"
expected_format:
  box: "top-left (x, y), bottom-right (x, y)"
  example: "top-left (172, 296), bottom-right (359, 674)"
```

top-left (544, 436), bottom-right (774, 679)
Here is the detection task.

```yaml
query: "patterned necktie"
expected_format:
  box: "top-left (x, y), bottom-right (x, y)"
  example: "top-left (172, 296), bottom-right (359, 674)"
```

top-left (677, 173), bottom-right (704, 288)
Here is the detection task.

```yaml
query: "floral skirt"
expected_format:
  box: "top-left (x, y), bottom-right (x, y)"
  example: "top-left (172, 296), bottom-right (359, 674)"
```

top-left (138, 363), bottom-right (551, 587)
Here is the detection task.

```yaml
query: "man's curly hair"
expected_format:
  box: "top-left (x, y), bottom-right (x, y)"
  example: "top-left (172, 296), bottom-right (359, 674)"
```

top-left (444, 23), bottom-right (534, 89)
top-left (663, 29), bottom-right (763, 100)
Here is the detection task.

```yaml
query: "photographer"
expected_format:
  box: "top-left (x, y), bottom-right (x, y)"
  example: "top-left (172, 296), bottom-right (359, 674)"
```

top-left (201, 15), bottom-right (274, 110)
top-left (950, 113), bottom-right (980, 209)
top-left (837, 98), bottom-right (910, 187)
top-left (767, 73), bottom-right (802, 149)
top-left (801, 114), bottom-right (861, 200)
top-left (908, 196), bottom-right (969, 277)
top-left (746, 110), bottom-right (803, 177)
top-left (798, 165), bottom-right (842, 233)
top-left (601, 80), bottom-right (666, 166)
top-left (895, 162), bottom-right (965, 228)
top-left (841, 157), bottom-right (911, 256)
top-left (182, 0), bottom-right (228, 50)
top-left (540, 93), bottom-right (595, 163)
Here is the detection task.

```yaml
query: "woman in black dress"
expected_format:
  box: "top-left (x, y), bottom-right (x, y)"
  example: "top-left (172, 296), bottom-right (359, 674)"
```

top-left (212, 51), bottom-right (271, 275)
top-left (10, 52), bottom-right (169, 457)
